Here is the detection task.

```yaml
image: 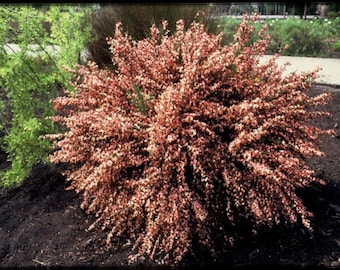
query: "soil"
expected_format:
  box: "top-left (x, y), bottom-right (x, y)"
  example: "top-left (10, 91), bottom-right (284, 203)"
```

top-left (0, 84), bottom-right (339, 269)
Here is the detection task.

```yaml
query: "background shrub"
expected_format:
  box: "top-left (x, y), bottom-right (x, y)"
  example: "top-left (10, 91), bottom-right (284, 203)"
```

top-left (219, 15), bottom-right (340, 57)
top-left (219, 16), bottom-right (245, 45)
top-left (262, 18), bottom-right (332, 57)
top-left (86, 4), bottom-right (224, 68)
top-left (47, 15), bottom-right (334, 265)
top-left (334, 40), bottom-right (340, 51)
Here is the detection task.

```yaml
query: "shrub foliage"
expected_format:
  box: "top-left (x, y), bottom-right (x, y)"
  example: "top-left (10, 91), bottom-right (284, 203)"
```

top-left (0, 5), bottom-right (92, 187)
top-left (47, 15), bottom-right (334, 265)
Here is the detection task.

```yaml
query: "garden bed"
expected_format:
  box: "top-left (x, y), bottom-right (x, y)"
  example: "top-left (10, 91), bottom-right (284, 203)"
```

top-left (0, 84), bottom-right (339, 269)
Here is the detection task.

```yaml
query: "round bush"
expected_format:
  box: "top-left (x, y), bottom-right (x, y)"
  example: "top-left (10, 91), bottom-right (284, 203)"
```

top-left (47, 15), bottom-right (334, 265)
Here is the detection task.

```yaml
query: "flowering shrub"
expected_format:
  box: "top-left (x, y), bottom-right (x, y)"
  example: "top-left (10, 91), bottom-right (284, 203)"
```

top-left (46, 15), bottom-right (335, 265)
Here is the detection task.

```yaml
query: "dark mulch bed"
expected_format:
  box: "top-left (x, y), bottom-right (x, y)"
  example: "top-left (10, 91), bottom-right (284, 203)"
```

top-left (0, 84), bottom-right (339, 269)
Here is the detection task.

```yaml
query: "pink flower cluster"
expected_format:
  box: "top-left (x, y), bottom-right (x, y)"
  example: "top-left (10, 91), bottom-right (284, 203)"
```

top-left (46, 15), bottom-right (335, 265)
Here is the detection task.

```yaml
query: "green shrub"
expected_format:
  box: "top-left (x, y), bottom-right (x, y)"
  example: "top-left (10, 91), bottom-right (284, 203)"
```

top-left (333, 40), bottom-right (340, 51)
top-left (0, 5), bottom-right (92, 187)
top-left (265, 18), bottom-right (331, 57)
top-left (326, 11), bottom-right (339, 19)
top-left (220, 16), bottom-right (340, 57)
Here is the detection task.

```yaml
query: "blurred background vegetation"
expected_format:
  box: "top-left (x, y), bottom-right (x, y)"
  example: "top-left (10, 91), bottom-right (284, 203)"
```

top-left (86, 3), bottom-right (340, 66)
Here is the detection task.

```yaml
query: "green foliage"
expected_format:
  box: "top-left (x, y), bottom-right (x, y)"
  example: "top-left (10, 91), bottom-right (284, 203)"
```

top-left (326, 11), bottom-right (339, 19)
top-left (47, 5), bottom-right (93, 85)
top-left (125, 82), bottom-right (152, 117)
top-left (0, 5), bottom-right (92, 187)
top-left (0, 90), bottom-right (9, 139)
top-left (220, 16), bottom-right (340, 57)
top-left (334, 40), bottom-right (340, 51)
top-left (219, 16), bottom-right (243, 45)
top-left (264, 18), bottom-right (332, 56)
top-left (2, 117), bottom-right (55, 186)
